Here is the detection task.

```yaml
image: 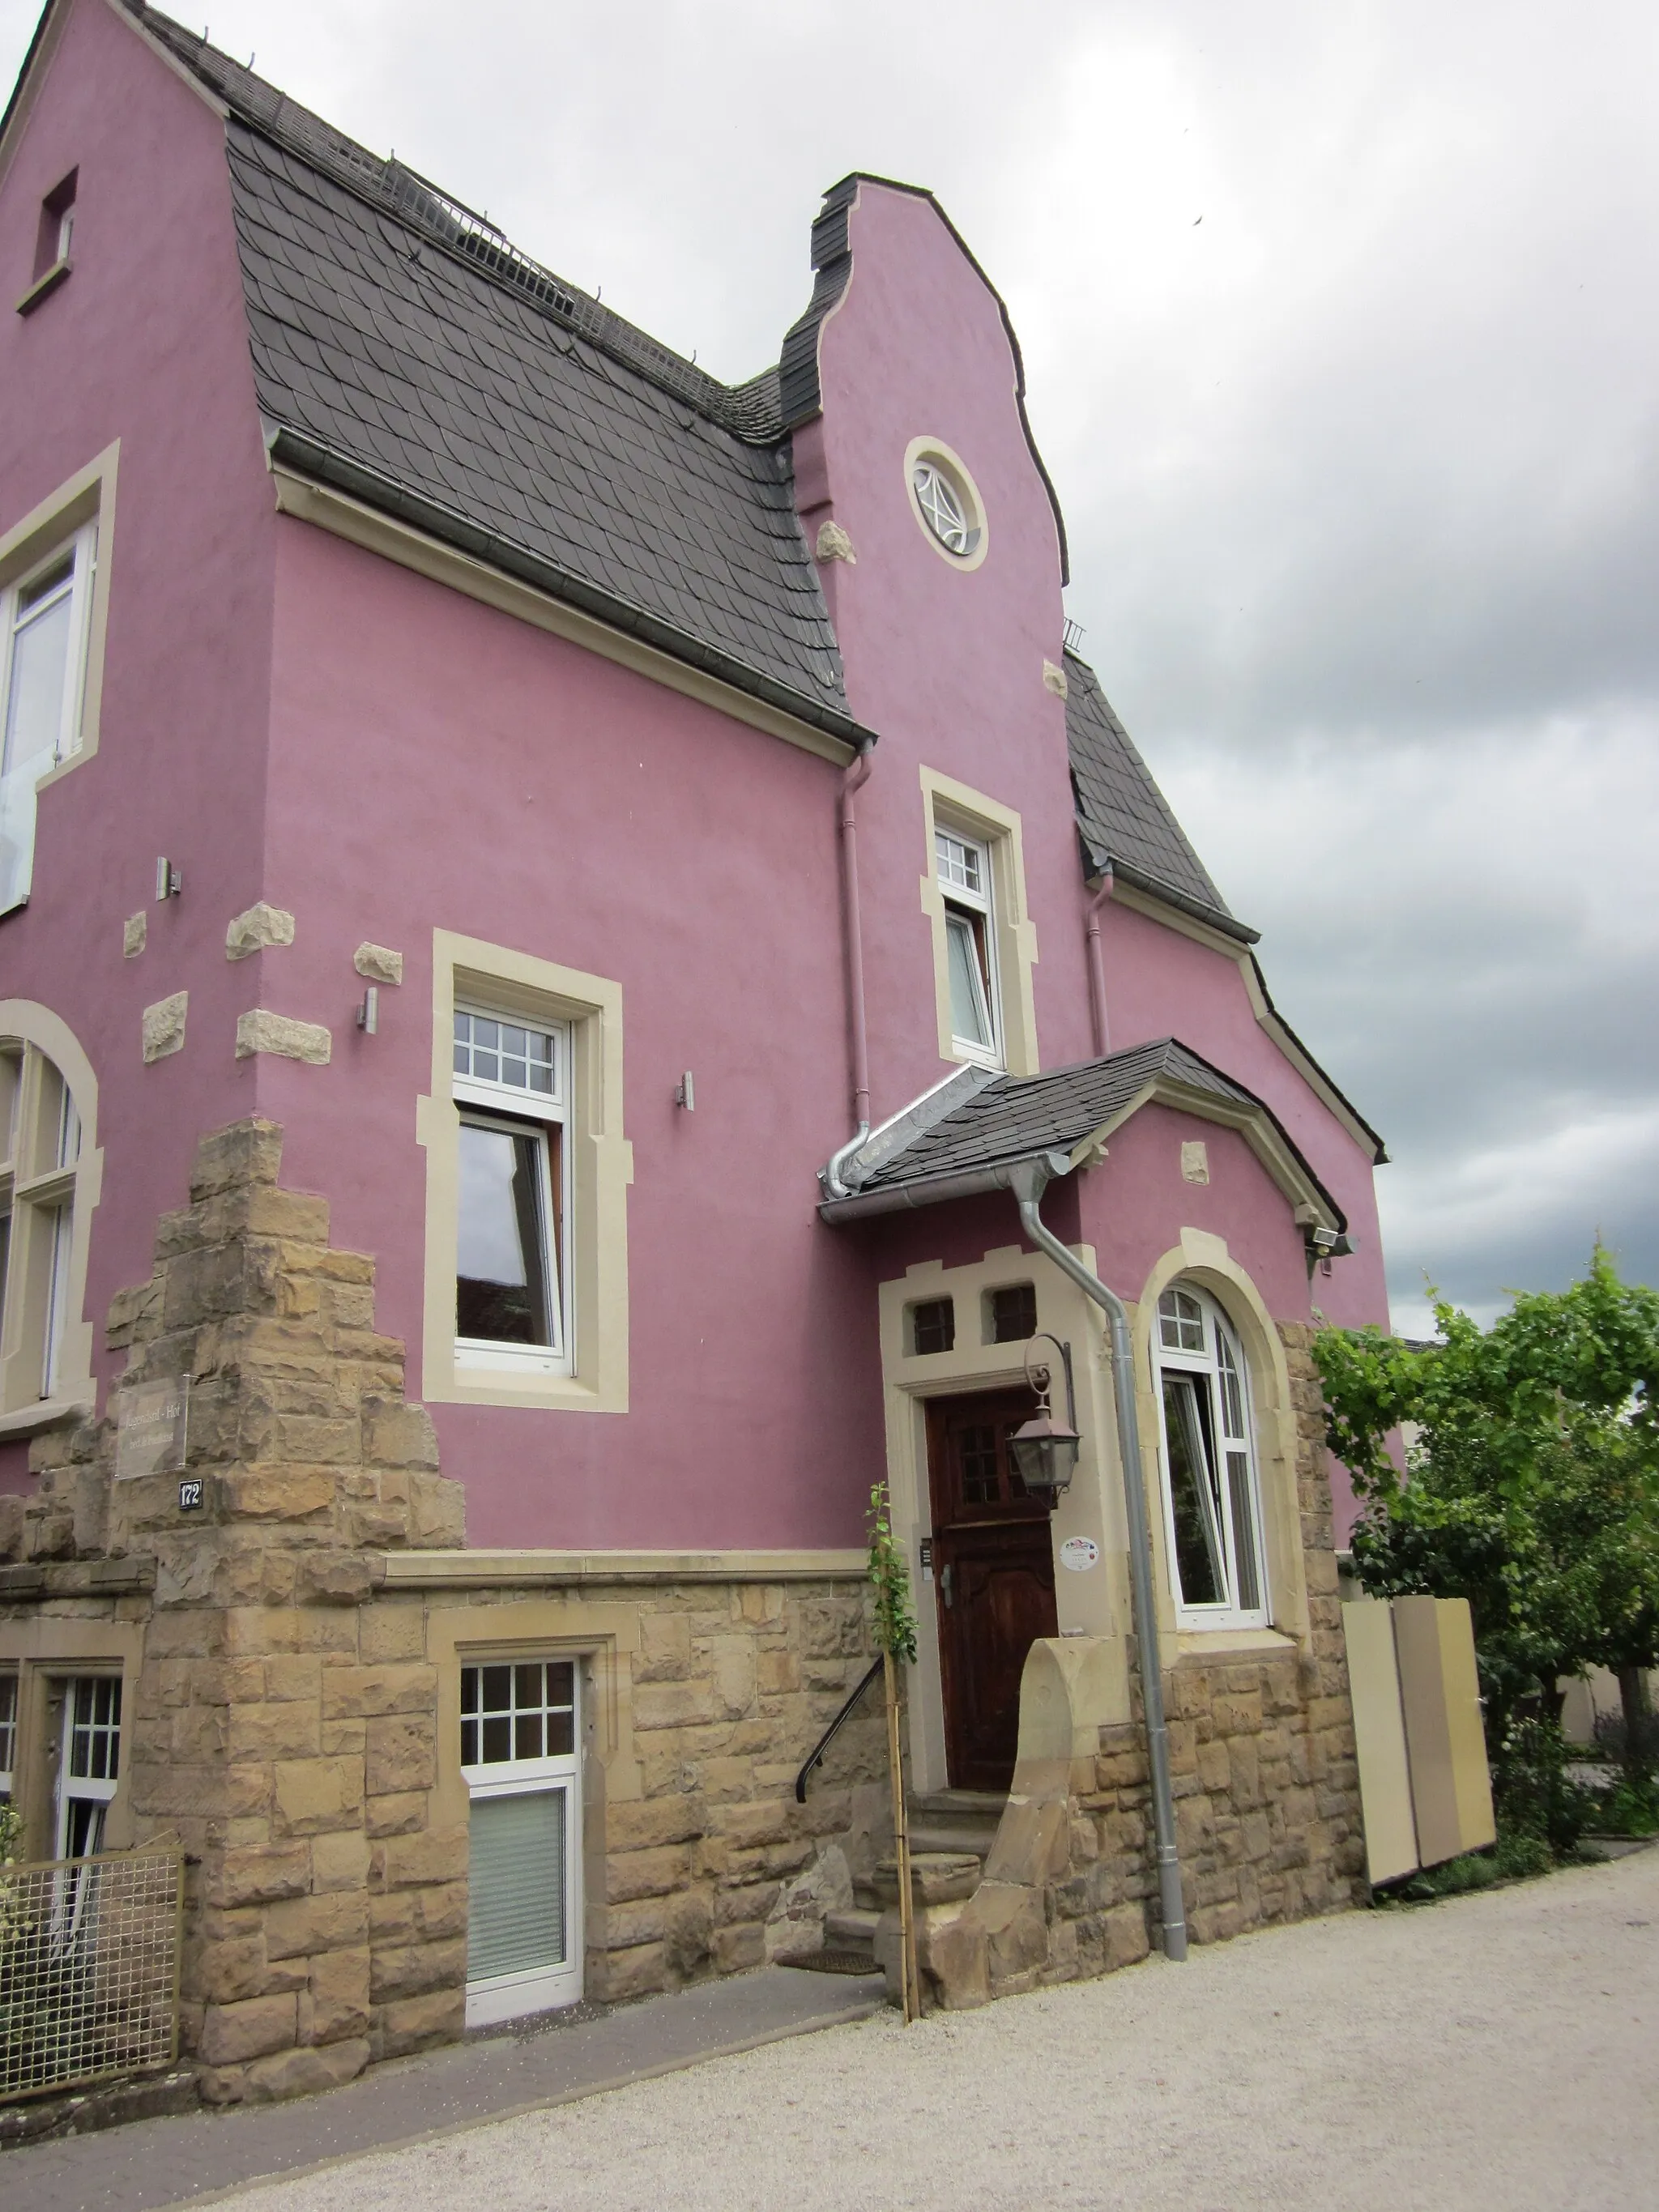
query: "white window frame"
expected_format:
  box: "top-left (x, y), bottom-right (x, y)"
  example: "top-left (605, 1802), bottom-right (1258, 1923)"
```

top-left (0, 1668), bottom-right (17, 1802)
top-left (1153, 1285), bottom-right (1271, 1631)
top-left (461, 1658), bottom-right (582, 2027)
top-left (53, 1673), bottom-right (121, 1861)
top-left (0, 1038), bottom-right (87, 1416)
top-left (935, 824), bottom-right (1002, 1069)
top-left (453, 1007), bottom-right (574, 1379)
top-left (0, 522), bottom-right (97, 919)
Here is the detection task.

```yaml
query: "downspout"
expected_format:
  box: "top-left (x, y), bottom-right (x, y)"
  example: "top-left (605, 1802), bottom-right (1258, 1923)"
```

top-left (1085, 868), bottom-right (1114, 1057)
top-left (824, 739), bottom-right (875, 1199)
top-left (1009, 1157), bottom-right (1189, 1962)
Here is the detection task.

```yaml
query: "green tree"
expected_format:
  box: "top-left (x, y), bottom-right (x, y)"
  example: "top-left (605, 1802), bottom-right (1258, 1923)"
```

top-left (1315, 1251), bottom-right (1659, 1798)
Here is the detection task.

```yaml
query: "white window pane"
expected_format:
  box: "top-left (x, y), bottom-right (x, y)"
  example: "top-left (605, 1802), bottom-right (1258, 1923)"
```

top-left (0, 754), bottom-right (43, 915)
top-left (457, 1121), bottom-right (556, 1347)
top-left (945, 911), bottom-right (992, 1048)
top-left (1227, 1450), bottom-right (1262, 1612)
top-left (42, 1202), bottom-right (74, 1399)
top-left (454, 1008), bottom-right (560, 1097)
top-left (3, 580), bottom-right (75, 777)
top-left (1163, 1373), bottom-right (1226, 1606)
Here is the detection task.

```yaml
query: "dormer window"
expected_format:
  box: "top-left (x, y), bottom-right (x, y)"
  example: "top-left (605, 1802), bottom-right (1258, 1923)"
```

top-left (936, 825), bottom-right (1000, 1066)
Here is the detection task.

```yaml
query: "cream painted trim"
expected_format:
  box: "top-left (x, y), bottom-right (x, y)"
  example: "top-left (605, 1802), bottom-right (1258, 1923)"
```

top-left (1064, 1072), bottom-right (1341, 1235)
top-left (902, 437), bottom-right (990, 573)
top-left (381, 1548), bottom-right (869, 1588)
top-left (270, 468), bottom-right (855, 770)
top-left (1107, 879), bottom-right (1381, 1160)
top-left (0, 1615), bottom-right (145, 1862)
top-left (876, 1241), bottom-right (1132, 1796)
top-left (1175, 1627), bottom-right (1298, 1662)
top-left (918, 767), bottom-right (1040, 1078)
top-left (0, 1394), bottom-right (92, 1440)
top-left (1107, 877), bottom-right (1247, 962)
top-left (1, 444), bottom-right (118, 786)
top-left (417, 931), bottom-right (632, 1413)
top-left (0, 1002), bottom-right (104, 1420)
top-left (1130, 1230), bottom-right (1312, 1650)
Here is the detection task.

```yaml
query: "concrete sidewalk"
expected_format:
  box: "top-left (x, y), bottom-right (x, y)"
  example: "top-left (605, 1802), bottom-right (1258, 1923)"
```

top-left (5, 1963), bottom-right (885, 2212)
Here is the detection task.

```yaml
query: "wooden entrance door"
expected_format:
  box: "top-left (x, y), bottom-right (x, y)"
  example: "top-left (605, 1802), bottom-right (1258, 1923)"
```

top-left (926, 1387), bottom-right (1060, 1792)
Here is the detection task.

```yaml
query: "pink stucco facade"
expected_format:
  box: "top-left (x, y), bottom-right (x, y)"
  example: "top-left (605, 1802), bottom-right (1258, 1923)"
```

top-left (0, 2), bottom-right (1388, 1543)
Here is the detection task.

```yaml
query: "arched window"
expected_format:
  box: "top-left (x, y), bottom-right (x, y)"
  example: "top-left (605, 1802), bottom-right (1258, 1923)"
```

top-left (1153, 1284), bottom-right (1269, 1629)
top-left (0, 1038), bottom-right (87, 1413)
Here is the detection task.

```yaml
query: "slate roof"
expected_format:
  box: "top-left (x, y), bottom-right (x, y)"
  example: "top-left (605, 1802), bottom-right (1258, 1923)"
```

top-left (1065, 652), bottom-right (1256, 942)
top-left (126, 8), bottom-right (854, 738)
top-left (101, 9), bottom-right (1251, 914)
top-left (847, 1038), bottom-right (1257, 1195)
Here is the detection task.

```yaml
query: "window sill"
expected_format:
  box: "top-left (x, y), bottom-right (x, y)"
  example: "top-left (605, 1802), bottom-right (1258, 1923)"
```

top-left (0, 1394), bottom-right (92, 1442)
top-left (1174, 1626), bottom-right (1299, 1663)
top-left (16, 259), bottom-right (70, 317)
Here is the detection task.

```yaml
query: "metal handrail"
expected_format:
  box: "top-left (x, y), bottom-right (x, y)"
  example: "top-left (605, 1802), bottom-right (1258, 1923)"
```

top-left (795, 1656), bottom-right (883, 1803)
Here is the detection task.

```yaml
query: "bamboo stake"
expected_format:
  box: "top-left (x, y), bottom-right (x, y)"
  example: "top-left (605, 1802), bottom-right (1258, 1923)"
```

top-left (883, 1646), bottom-right (920, 2022)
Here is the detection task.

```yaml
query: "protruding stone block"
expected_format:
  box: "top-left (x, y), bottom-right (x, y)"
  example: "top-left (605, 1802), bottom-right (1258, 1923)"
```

top-left (225, 902), bottom-right (296, 961)
top-left (235, 1010), bottom-right (331, 1064)
top-left (142, 991), bottom-right (188, 1063)
top-left (353, 943), bottom-right (403, 986)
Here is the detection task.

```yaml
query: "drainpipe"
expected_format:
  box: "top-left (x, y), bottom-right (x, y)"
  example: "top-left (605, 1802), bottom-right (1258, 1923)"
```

top-left (824, 739), bottom-right (875, 1200)
top-left (1009, 1157), bottom-right (1188, 1963)
top-left (1085, 868), bottom-right (1114, 1057)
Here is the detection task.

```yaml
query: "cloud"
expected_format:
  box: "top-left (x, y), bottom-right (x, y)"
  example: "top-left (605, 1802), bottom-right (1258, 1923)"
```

top-left (4, 0), bottom-right (1652, 1335)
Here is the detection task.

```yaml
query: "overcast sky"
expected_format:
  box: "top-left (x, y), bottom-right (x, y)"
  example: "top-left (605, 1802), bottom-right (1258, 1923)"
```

top-left (6, 0), bottom-right (1654, 1336)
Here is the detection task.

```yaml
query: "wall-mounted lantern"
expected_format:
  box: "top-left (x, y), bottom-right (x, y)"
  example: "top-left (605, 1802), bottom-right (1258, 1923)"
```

top-left (1008, 1331), bottom-right (1081, 1502)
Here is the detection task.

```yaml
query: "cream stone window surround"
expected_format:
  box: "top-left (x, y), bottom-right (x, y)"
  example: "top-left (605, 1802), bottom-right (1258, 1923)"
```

top-left (418, 931), bottom-right (632, 1413)
top-left (0, 1001), bottom-right (102, 1435)
top-left (918, 768), bottom-right (1040, 1079)
top-left (1130, 1229), bottom-right (1310, 1654)
top-left (0, 447), bottom-right (118, 917)
top-left (876, 1242), bottom-right (1129, 1797)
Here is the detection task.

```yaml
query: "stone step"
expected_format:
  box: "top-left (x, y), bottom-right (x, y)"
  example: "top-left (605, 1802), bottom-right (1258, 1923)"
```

top-left (872, 1850), bottom-right (983, 1907)
top-left (906, 1819), bottom-right (1000, 1859)
top-left (909, 1789), bottom-right (1007, 1821)
top-left (824, 1906), bottom-right (881, 1952)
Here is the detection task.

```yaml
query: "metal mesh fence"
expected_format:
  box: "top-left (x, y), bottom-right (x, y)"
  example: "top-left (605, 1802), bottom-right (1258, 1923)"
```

top-left (0, 1850), bottom-right (182, 2103)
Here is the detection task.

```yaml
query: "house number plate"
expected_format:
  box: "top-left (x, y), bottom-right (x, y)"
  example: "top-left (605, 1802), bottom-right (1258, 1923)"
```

top-left (1059, 1536), bottom-right (1099, 1572)
top-left (178, 1479), bottom-right (204, 1512)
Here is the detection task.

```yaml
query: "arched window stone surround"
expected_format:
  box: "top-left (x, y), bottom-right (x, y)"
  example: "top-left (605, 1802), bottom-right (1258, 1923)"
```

top-left (1129, 1227), bottom-right (1311, 1651)
top-left (0, 999), bottom-right (103, 1436)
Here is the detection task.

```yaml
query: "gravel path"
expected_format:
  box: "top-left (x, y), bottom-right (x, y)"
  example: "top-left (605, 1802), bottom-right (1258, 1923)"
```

top-left (224, 1852), bottom-right (1659, 2212)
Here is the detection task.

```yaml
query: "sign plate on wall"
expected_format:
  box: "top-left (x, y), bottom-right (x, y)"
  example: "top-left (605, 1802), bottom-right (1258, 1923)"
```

top-left (114, 1377), bottom-right (190, 1480)
top-left (1059, 1536), bottom-right (1100, 1573)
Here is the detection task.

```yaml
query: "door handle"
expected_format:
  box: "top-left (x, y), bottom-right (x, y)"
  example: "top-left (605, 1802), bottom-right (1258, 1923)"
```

top-left (940, 1562), bottom-right (954, 1609)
